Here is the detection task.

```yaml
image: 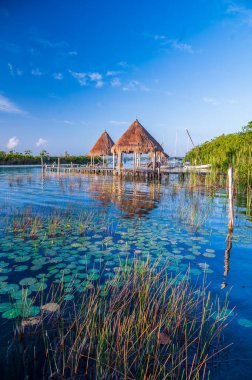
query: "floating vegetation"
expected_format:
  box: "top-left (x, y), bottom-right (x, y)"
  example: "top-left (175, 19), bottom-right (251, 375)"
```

top-left (0, 170), bottom-right (251, 379)
top-left (238, 318), bottom-right (252, 328)
top-left (11, 259), bottom-right (232, 380)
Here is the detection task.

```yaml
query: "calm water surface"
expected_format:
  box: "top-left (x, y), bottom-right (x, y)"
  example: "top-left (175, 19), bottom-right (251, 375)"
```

top-left (0, 167), bottom-right (251, 379)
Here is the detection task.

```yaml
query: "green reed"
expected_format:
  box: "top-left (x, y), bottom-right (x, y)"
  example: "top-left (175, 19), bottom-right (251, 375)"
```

top-left (17, 259), bottom-right (232, 380)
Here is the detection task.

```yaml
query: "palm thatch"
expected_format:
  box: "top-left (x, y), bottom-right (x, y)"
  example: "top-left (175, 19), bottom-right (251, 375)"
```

top-left (111, 119), bottom-right (163, 154)
top-left (89, 131), bottom-right (114, 157)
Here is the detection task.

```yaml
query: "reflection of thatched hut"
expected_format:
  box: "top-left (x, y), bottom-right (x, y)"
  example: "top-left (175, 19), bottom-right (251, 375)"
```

top-left (89, 177), bottom-right (161, 217)
top-left (111, 119), bottom-right (164, 170)
top-left (88, 131), bottom-right (114, 166)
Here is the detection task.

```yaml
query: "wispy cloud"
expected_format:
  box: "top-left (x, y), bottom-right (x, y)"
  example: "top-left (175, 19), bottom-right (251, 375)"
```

top-left (53, 72), bottom-right (63, 80)
top-left (122, 80), bottom-right (150, 92)
top-left (8, 63), bottom-right (23, 76)
top-left (69, 70), bottom-right (104, 88)
top-left (68, 50), bottom-right (78, 56)
top-left (32, 68), bottom-right (42, 76)
top-left (8, 63), bottom-right (14, 76)
top-left (0, 94), bottom-right (26, 114)
top-left (34, 37), bottom-right (68, 48)
top-left (69, 70), bottom-right (87, 86)
top-left (7, 136), bottom-right (19, 150)
top-left (203, 97), bottom-right (219, 106)
top-left (118, 61), bottom-right (130, 68)
top-left (63, 120), bottom-right (75, 125)
top-left (154, 35), bottom-right (193, 53)
top-left (111, 78), bottom-right (121, 87)
top-left (36, 137), bottom-right (47, 147)
top-left (106, 70), bottom-right (122, 76)
top-left (88, 72), bottom-right (104, 88)
top-left (109, 120), bottom-right (129, 126)
top-left (227, 4), bottom-right (252, 26)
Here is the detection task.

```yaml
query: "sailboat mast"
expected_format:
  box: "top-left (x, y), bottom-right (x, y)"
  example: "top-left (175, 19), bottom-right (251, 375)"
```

top-left (185, 129), bottom-right (195, 148)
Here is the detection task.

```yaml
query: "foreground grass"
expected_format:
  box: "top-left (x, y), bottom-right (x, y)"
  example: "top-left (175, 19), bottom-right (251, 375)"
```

top-left (13, 259), bottom-right (232, 380)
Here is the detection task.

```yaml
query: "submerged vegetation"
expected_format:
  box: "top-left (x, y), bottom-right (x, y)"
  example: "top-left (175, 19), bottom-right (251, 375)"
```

top-left (184, 121), bottom-right (252, 191)
top-left (8, 260), bottom-right (232, 380)
top-left (1, 169), bottom-right (252, 379)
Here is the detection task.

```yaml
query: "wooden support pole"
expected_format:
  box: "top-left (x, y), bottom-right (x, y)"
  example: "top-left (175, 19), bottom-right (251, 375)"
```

top-left (153, 150), bottom-right (156, 171)
top-left (113, 152), bottom-right (115, 170)
top-left (228, 166), bottom-right (234, 231)
top-left (58, 157), bottom-right (60, 174)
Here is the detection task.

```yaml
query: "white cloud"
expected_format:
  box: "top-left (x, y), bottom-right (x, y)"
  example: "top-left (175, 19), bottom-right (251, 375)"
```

top-left (7, 136), bottom-right (19, 150)
top-left (69, 70), bottom-right (104, 87)
top-left (36, 138), bottom-right (47, 147)
top-left (154, 34), bottom-right (167, 41)
top-left (111, 78), bottom-right (121, 87)
top-left (8, 63), bottom-right (14, 76)
top-left (34, 37), bottom-right (67, 48)
top-left (53, 72), bottom-right (63, 80)
top-left (0, 94), bottom-right (26, 114)
top-left (203, 97), bottom-right (219, 106)
top-left (89, 72), bottom-right (102, 81)
top-left (154, 35), bottom-right (193, 53)
top-left (32, 68), bottom-right (42, 76)
top-left (109, 120), bottom-right (129, 126)
top-left (8, 63), bottom-right (23, 76)
top-left (106, 70), bottom-right (121, 76)
top-left (122, 80), bottom-right (150, 92)
top-left (69, 70), bottom-right (87, 86)
top-left (68, 50), bottom-right (78, 55)
top-left (63, 120), bottom-right (74, 125)
top-left (227, 4), bottom-right (252, 26)
top-left (95, 80), bottom-right (104, 88)
top-left (169, 40), bottom-right (193, 53)
top-left (89, 72), bottom-right (104, 88)
top-left (118, 61), bottom-right (130, 68)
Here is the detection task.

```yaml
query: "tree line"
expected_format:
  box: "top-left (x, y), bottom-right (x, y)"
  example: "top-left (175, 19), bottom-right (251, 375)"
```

top-left (0, 150), bottom-right (101, 165)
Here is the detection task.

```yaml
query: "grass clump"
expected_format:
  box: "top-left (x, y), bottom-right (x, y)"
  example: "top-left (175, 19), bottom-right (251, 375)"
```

top-left (16, 259), bottom-right (232, 380)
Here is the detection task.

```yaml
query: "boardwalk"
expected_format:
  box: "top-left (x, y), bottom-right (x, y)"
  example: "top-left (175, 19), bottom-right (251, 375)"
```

top-left (45, 164), bottom-right (211, 180)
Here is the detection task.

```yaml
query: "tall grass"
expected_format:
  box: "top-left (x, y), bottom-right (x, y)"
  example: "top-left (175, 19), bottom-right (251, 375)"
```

top-left (16, 259), bottom-right (232, 380)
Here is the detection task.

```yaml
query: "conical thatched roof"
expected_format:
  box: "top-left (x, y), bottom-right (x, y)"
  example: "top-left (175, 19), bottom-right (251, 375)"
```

top-left (111, 119), bottom-right (163, 154)
top-left (89, 131), bottom-right (114, 156)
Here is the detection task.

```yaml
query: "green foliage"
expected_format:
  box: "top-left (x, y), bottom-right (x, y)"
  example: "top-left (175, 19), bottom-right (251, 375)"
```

top-left (0, 151), bottom-right (101, 165)
top-left (184, 121), bottom-right (252, 188)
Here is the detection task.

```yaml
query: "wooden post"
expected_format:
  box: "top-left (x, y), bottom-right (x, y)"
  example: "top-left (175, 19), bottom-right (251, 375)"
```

top-left (41, 155), bottom-right (44, 173)
top-left (228, 166), bottom-right (234, 231)
top-left (118, 152), bottom-right (121, 174)
top-left (58, 157), bottom-right (60, 174)
top-left (103, 155), bottom-right (105, 167)
top-left (113, 152), bottom-right (115, 170)
top-left (139, 153), bottom-right (141, 168)
top-left (153, 150), bottom-right (156, 171)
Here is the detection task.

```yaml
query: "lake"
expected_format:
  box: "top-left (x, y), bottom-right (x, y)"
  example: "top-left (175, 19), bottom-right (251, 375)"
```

top-left (0, 166), bottom-right (251, 379)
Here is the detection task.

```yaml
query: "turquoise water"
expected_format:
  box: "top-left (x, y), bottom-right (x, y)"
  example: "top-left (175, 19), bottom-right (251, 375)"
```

top-left (0, 167), bottom-right (251, 379)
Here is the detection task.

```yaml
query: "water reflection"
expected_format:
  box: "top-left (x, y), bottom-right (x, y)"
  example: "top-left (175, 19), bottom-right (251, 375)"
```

top-left (88, 176), bottom-right (162, 217)
top-left (222, 231), bottom-right (232, 289)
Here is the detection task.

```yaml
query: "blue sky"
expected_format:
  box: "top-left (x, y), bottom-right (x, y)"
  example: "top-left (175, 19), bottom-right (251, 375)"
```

top-left (0, 0), bottom-right (252, 156)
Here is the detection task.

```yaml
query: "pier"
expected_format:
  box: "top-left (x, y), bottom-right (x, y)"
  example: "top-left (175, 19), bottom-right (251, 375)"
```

top-left (44, 164), bottom-right (211, 180)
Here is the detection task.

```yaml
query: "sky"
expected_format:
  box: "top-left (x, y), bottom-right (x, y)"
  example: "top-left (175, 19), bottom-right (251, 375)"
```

top-left (0, 0), bottom-right (252, 156)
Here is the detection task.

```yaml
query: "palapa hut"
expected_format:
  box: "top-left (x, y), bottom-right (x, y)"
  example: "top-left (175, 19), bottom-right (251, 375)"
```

top-left (111, 119), bottom-right (164, 170)
top-left (88, 130), bottom-right (115, 166)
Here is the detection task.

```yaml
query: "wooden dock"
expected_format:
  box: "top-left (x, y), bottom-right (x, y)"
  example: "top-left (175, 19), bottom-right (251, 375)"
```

top-left (44, 164), bottom-right (211, 180)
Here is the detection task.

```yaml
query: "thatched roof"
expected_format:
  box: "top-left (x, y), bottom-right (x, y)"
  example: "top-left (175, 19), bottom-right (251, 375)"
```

top-left (111, 119), bottom-right (163, 154)
top-left (89, 131), bottom-right (114, 156)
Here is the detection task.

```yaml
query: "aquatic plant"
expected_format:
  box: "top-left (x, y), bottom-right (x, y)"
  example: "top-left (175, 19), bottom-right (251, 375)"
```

top-left (16, 260), bottom-right (232, 380)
